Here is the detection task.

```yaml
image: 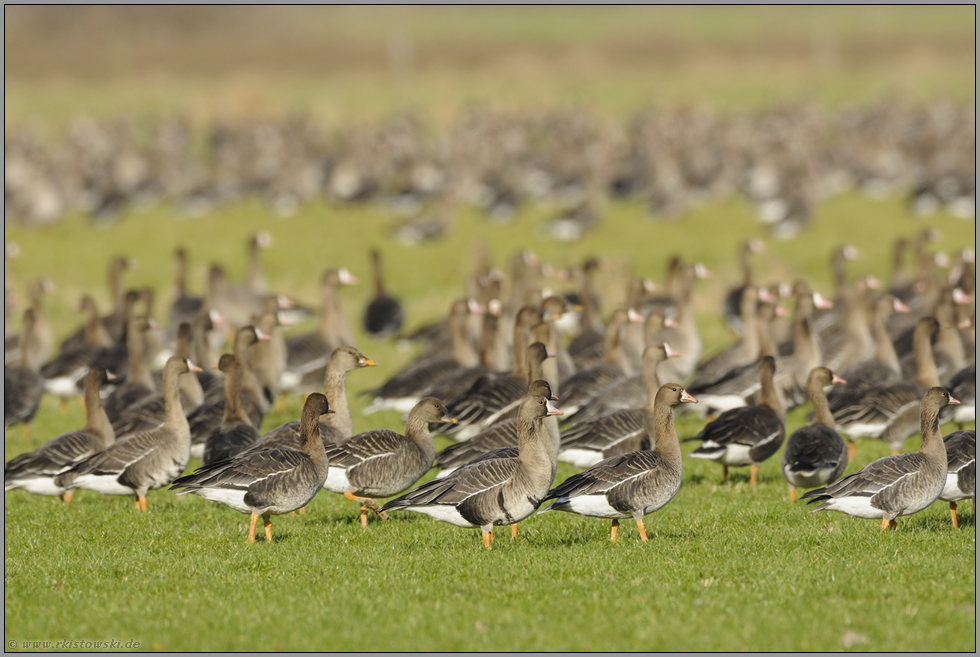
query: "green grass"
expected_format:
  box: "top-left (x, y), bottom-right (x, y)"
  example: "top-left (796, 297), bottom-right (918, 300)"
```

top-left (4, 191), bottom-right (976, 651)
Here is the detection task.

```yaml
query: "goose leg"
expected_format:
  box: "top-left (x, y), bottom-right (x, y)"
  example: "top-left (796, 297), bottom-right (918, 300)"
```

top-left (881, 518), bottom-right (898, 531)
top-left (889, 448), bottom-right (899, 456)
top-left (59, 398), bottom-right (69, 414)
top-left (482, 526), bottom-right (492, 549)
top-left (635, 517), bottom-right (648, 542)
top-left (247, 513), bottom-right (259, 543)
top-left (344, 491), bottom-right (390, 523)
top-left (61, 491), bottom-right (73, 505)
top-left (139, 495), bottom-right (148, 512)
top-left (788, 485), bottom-right (796, 502)
top-left (298, 506), bottom-right (306, 516)
top-left (847, 440), bottom-right (856, 463)
top-left (275, 395), bottom-right (286, 414)
top-left (22, 424), bottom-right (31, 439)
top-left (610, 518), bottom-right (619, 542)
top-left (511, 523), bottom-right (519, 541)
top-left (949, 501), bottom-right (959, 529)
top-left (263, 515), bottom-right (273, 543)
top-left (750, 464), bottom-right (758, 487)
top-left (722, 466), bottom-right (729, 485)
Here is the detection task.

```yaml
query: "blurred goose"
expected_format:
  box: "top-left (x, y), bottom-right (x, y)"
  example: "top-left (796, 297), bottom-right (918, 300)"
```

top-left (558, 344), bottom-right (678, 469)
top-left (686, 356), bottom-right (785, 485)
top-left (171, 393), bottom-right (334, 543)
top-left (40, 296), bottom-right (114, 404)
top-left (102, 316), bottom-right (156, 421)
top-left (249, 303), bottom-right (288, 405)
top-left (4, 367), bottom-right (114, 503)
top-left (201, 354), bottom-right (262, 467)
top-left (654, 263), bottom-right (705, 383)
top-left (946, 362), bottom-right (975, 430)
top-left (382, 394), bottom-right (562, 549)
top-left (323, 397), bottom-right (456, 526)
top-left (363, 249), bottom-right (404, 339)
top-left (4, 278), bottom-right (53, 367)
top-left (688, 286), bottom-right (766, 392)
top-left (168, 247), bottom-right (204, 334)
top-left (802, 387), bottom-right (959, 530)
top-left (819, 275), bottom-right (877, 373)
top-left (55, 357), bottom-right (202, 511)
top-left (539, 383), bottom-right (697, 542)
top-left (781, 367), bottom-right (849, 501)
top-left (722, 239), bottom-right (765, 334)
top-left (939, 430), bottom-right (975, 528)
top-left (4, 308), bottom-right (46, 434)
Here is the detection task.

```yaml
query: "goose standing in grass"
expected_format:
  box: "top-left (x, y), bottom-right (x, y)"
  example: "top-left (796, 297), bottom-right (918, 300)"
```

top-left (688, 285), bottom-right (766, 393)
top-left (781, 367), bottom-right (849, 501)
top-left (102, 316), bottom-right (156, 421)
top-left (722, 239), bottom-right (765, 335)
top-left (939, 429), bottom-right (975, 528)
top-left (202, 354), bottom-right (262, 467)
top-left (55, 357), bottom-right (202, 512)
top-left (4, 308), bottom-right (46, 434)
top-left (539, 383), bottom-right (697, 542)
top-left (686, 356), bottom-right (785, 485)
top-left (802, 387), bottom-right (959, 530)
top-left (322, 397), bottom-right (456, 526)
top-left (171, 393), bottom-right (334, 544)
top-left (41, 296), bottom-right (114, 405)
top-left (363, 249), bottom-right (403, 339)
top-left (383, 394), bottom-right (562, 549)
top-left (5, 367), bottom-right (115, 503)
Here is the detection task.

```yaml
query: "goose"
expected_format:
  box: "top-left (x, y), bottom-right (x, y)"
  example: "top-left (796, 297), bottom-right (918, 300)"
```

top-left (4, 309), bottom-right (46, 434)
top-left (939, 430), bottom-right (975, 528)
top-left (688, 285), bottom-right (766, 392)
top-left (281, 268), bottom-right (357, 394)
top-left (781, 367), bottom-right (849, 501)
top-left (40, 296), bottom-right (114, 403)
top-left (4, 277), bottom-right (53, 367)
top-left (171, 393), bottom-right (334, 543)
top-left (190, 307), bottom-right (225, 400)
top-left (362, 249), bottom-right (404, 339)
top-left (654, 263), bottom-right (705, 383)
top-left (187, 326), bottom-right (270, 457)
top-left (55, 357), bottom-right (202, 511)
top-left (168, 247), bottom-right (204, 335)
top-left (249, 303), bottom-right (288, 406)
top-left (802, 387), bottom-right (959, 530)
top-left (201, 354), bottom-right (262, 467)
top-left (94, 256), bottom-right (137, 345)
top-left (252, 347), bottom-right (376, 450)
top-left (722, 239), bottom-right (765, 335)
top-left (382, 393), bottom-right (562, 549)
top-left (833, 316), bottom-right (942, 457)
top-left (819, 275), bottom-right (877, 373)
top-left (946, 363), bottom-right (975, 430)
top-left (323, 397), bottom-right (456, 526)
top-left (558, 344), bottom-right (679, 469)
top-left (539, 383), bottom-right (697, 542)
top-left (5, 367), bottom-right (115, 503)
top-left (102, 316), bottom-right (156, 421)
top-left (686, 355), bottom-right (785, 485)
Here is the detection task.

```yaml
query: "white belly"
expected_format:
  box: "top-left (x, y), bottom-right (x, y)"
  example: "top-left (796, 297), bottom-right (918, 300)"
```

top-left (561, 494), bottom-right (626, 519)
top-left (322, 466), bottom-right (351, 493)
top-left (952, 405), bottom-right (975, 425)
top-left (783, 465), bottom-right (838, 489)
top-left (45, 375), bottom-right (84, 398)
top-left (5, 477), bottom-right (64, 496)
top-left (940, 473), bottom-right (973, 502)
top-left (398, 504), bottom-right (477, 528)
top-left (189, 443), bottom-right (205, 459)
top-left (72, 473), bottom-right (134, 496)
top-left (817, 496), bottom-right (884, 519)
top-left (558, 448), bottom-right (604, 470)
top-left (185, 487), bottom-right (252, 514)
top-left (837, 422), bottom-right (886, 440)
top-left (363, 397), bottom-right (418, 416)
top-left (688, 442), bottom-right (752, 466)
top-left (696, 394), bottom-right (749, 413)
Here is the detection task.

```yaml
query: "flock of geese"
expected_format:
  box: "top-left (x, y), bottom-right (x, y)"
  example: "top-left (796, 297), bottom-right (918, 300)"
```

top-left (4, 227), bottom-right (976, 546)
top-left (5, 101), bottom-right (975, 242)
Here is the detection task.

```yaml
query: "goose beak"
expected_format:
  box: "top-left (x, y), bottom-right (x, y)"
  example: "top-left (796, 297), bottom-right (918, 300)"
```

top-left (359, 358), bottom-right (377, 367)
top-left (948, 395), bottom-right (962, 405)
top-left (957, 317), bottom-right (973, 329)
top-left (893, 299), bottom-right (910, 313)
top-left (627, 308), bottom-right (644, 323)
top-left (663, 316), bottom-right (680, 329)
top-left (550, 394), bottom-right (559, 402)
top-left (209, 309), bottom-right (226, 328)
top-left (468, 299), bottom-right (487, 314)
top-left (748, 238), bottom-right (766, 254)
top-left (325, 407), bottom-right (337, 414)
top-left (545, 349), bottom-right (556, 359)
top-left (147, 318), bottom-right (160, 330)
top-left (842, 245), bottom-right (859, 261)
top-left (442, 416), bottom-right (459, 424)
top-left (865, 275), bottom-right (882, 291)
top-left (758, 288), bottom-right (775, 304)
top-left (187, 360), bottom-right (204, 373)
top-left (277, 312), bottom-right (293, 327)
top-left (106, 371), bottom-right (117, 381)
top-left (338, 268), bottom-right (358, 285)
top-left (952, 288), bottom-right (972, 305)
top-left (694, 263), bottom-right (712, 279)
top-left (813, 293), bottom-right (834, 310)
top-left (934, 251), bottom-right (950, 268)
top-left (276, 295), bottom-right (295, 310)
top-left (643, 278), bottom-right (658, 293)
top-left (546, 400), bottom-right (564, 416)
top-left (679, 390), bottom-right (698, 404)
top-left (212, 364), bottom-right (219, 370)
top-left (663, 343), bottom-right (681, 359)
top-left (572, 304), bottom-right (584, 312)
top-left (775, 305), bottom-right (789, 318)
top-left (550, 313), bottom-right (563, 321)
top-left (254, 328), bottom-right (272, 341)
top-left (831, 375), bottom-right (847, 385)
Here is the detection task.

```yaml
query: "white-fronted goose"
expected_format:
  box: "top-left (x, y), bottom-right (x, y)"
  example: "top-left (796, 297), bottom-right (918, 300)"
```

top-left (4, 278), bottom-right (53, 367)
top-left (688, 285), bottom-right (765, 392)
top-left (722, 239), bottom-right (765, 334)
top-left (323, 397), bottom-right (456, 526)
top-left (946, 363), bottom-right (975, 430)
top-left (55, 357), bottom-right (202, 511)
top-left (819, 275), bottom-right (877, 373)
top-left (362, 249), bottom-right (404, 339)
top-left (5, 367), bottom-right (114, 502)
top-left (168, 247), bottom-right (204, 334)
top-left (939, 429), bottom-right (975, 528)
top-left (382, 393), bottom-right (562, 549)
top-left (686, 356), bottom-right (785, 485)
top-left (802, 387), bottom-right (959, 530)
top-left (558, 344), bottom-right (678, 469)
top-left (202, 354), bottom-right (262, 467)
top-left (655, 263), bottom-right (705, 383)
top-left (171, 393), bottom-right (334, 543)
top-left (249, 302), bottom-right (288, 405)
top-left (4, 309), bottom-right (46, 433)
top-left (40, 296), bottom-right (115, 402)
top-left (102, 316), bottom-right (156, 421)
top-left (781, 367), bottom-right (849, 501)
top-left (539, 383), bottom-right (697, 542)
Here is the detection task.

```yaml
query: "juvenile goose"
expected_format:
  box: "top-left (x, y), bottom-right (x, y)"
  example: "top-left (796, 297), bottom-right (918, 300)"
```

top-left (363, 249), bottom-right (404, 339)
top-left (55, 357), bottom-right (202, 511)
top-left (4, 308), bottom-right (46, 433)
top-left (539, 383), bottom-right (697, 542)
top-left (382, 394), bottom-right (562, 549)
top-left (781, 367), bottom-right (849, 501)
top-left (322, 397), bottom-right (456, 526)
top-left (802, 387), bottom-right (959, 530)
top-left (5, 368), bottom-right (114, 503)
top-left (686, 356), bottom-right (786, 485)
top-left (558, 344), bottom-right (678, 469)
top-left (171, 393), bottom-right (334, 543)
top-left (201, 354), bottom-right (262, 467)
top-left (939, 430), bottom-right (975, 528)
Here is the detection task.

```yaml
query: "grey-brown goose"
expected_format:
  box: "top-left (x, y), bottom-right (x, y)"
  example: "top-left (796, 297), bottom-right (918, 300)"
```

top-left (540, 295), bottom-right (578, 384)
top-left (281, 267), bottom-right (358, 394)
top-left (383, 393), bottom-right (562, 549)
top-left (201, 354), bottom-right (262, 467)
top-left (4, 309), bottom-right (46, 433)
top-left (4, 278), bottom-right (53, 367)
top-left (168, 247), bottom-right (204, 334)
top-left (722, 239), bottom-right (766, 335)
top-left (781, 367), bottom-right (849, 501)
top-left (539, 383), bottom-right (697, 542)
top-left (803, 387), bottom-right (959, 530)
top-left (102, 316), bottom-right (156, 421)
top-left (252, 346), bottom-right (376, 450)
top-left (249, 302), bottom-right (288, 406)
top-left (5, 367), bottom-right (114, 502)
top-left (190, 307), bottom-right (224, 400)
top-left (101, 256), bottom-right (138, 344)
top-left (834, 316), bottom-right (942, 456)
top-left (939, 429), bottom-right (975, 528)
top-left (323, 397), bottom-right (456, 526)
top-left (686, 356), bottom-right (785, 485)
top-left (171, 392), bottom-right (334, 543)
top-left (188, 326), bottom-right (270, 457)
top-left (55, 357), bottom-right (202, 511)
top-left (819, 275), bottom-right (877, 373)
top-left (362, 249), bottom-right (404, 339)
top-left (412, 299), bottom-right (493, 406)
top-left (40, 296), bottom-right (114, 402)
top-left (655, 263), bottom-right (704, 383)
top-left (558, 344), bottom-right (678, 469)
top-left (688, 285), bottom-right (765, 392)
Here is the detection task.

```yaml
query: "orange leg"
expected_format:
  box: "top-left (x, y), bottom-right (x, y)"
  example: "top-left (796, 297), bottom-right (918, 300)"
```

top-left (482, 531), bottom-right (492, 549)
top-left (139, 495), bottom-right (148, 512)
top-left (610, 518), bottom-right (619, 542)
top-left (247, 513), bottom-right (259, 543)
top-left (847, 440), bottom-right (856, 463)
top-left (22, 424), bottom-right (31, 440)
top-left (788, 486), bottom-right (796, 502)
top-left (511, 523), bottom-right (519, 541)
top-left (61, 491), bottom-right (73, 505)
top-left (635, 517), bottom-right (648, 542)
top-left (360, 507), bottom-right (369, 527)
top-left (298, 506), bottom-right (307, 516)
top-left (275, 395), bottom-right (286, 414)
top-left (950, 501), bottom-right (959, 529)
top-left (263, 515), bottom-right (273, 543)
top-left (749, 464), bottom-right (758, 487)
top-left (59, 398), bottom-right (69, 414)
top-left (890, 448), bottom-right (899, 456)
top-left (344, 491), bottom-right (390, 523)
top-left (881, 518), bottom-right (898, 531)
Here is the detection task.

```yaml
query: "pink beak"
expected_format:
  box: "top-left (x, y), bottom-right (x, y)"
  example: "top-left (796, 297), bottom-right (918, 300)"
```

top-left (468, 299), bottom-right (487, 314)
top-left (254, 328), bottom-right (272, 341)
top-left (948, 395), bottom-right (962, 405)
top-left (893, 299), bottom-right (910, 313)
top-left (814, 293), bottom-right (834, 310)
top-left (546, 400), bottom-right (564, 416)
top-left (831, 375), bottom-right (847, 385)
top-left (663, 343), bottom-right (681, 359)
top-left (338, 268), bottom-right (358, 285)
top-left (627, 308), bottom-right (644, 323)
top-left (187, 360), bottom-right (204, 373)
top-left (679, 390), bottom-right (698, 404)
top-left (663, 316), bottom-right (680, 329)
